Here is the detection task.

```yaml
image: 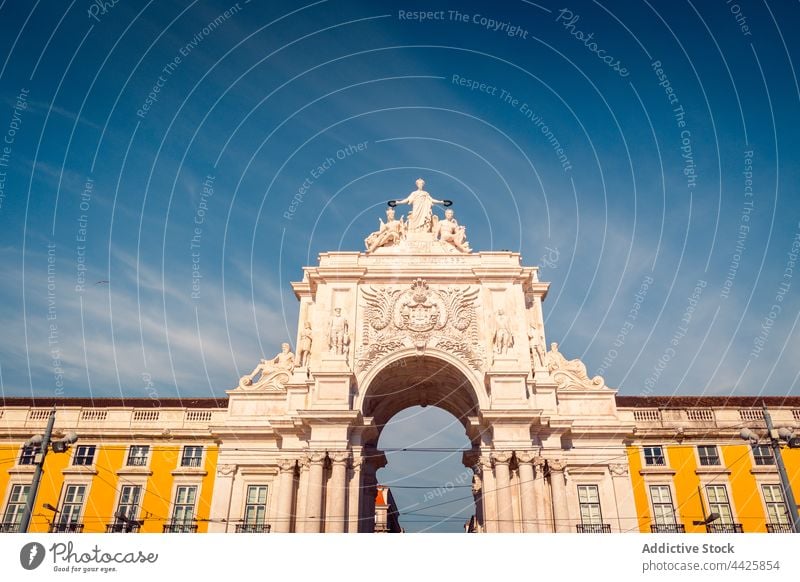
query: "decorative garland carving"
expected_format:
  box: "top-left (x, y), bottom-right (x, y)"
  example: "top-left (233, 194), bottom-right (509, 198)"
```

top-left (357, 279), bottom-right (484, 372)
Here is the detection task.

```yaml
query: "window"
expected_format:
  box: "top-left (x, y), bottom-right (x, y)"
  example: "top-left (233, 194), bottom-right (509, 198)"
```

top-left (577, 485), bottom-right (603, 525)
top-left (240, 485), bottom-right (268, 531)
top-left (18, 445), bottom-right (39, 466)
top-left (126, 446), bottom-right (150, 467)
top-left (643, 446), bottom-right (665, 466)
top-left (111, 485), bottom-right (141, 532)
top-left (650, 485), bottom-right (677, 525)
top-left (762, 484), bottom-right (790, 530)
top-left (752, 444), bottom-right (774, 466)
top-left (706, 485), bottom-right (734, 524)
top-left (180, 446), bottom-right (203, 467)
top-left (167, 486), bottom-right (197, 532)
top-left (73, 445), bottom-right (96, 466)
top-left (54, 484), bottom-right (86, 532)
top-left (1, 484), bottom-right (30, 532)
top-left (697, 445), bottom-right (720, 466)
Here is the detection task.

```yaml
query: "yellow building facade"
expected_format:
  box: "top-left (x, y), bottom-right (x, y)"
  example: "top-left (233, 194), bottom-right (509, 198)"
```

top-left (0, 395), bottom-right (797, 533)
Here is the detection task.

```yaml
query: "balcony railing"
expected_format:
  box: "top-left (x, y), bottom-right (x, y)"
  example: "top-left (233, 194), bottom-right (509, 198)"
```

top-left (0, 522), bottom-right (21, 532)
top-left (235, 523), bottom-right (271, 533)
top-left (706, 523), bottom-right (743, 533)
top-left (106, 523), bottom-right (141, 533)
top-left (576, 523), bottom-right (611, 533)
top-left (162, 521), bottom-right (198, 533)
top-left (50, 522), bottom-right (84, 533)
top-left (650, 523), bottom-right (686, 533)
top-left (766, 523), bottom-right (793, 533)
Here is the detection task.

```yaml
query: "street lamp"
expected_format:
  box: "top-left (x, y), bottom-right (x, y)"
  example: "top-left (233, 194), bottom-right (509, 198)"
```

top-left (739, 406), bottom-right (800, 533)
top-left (17, 408), bottom-right (78, 533)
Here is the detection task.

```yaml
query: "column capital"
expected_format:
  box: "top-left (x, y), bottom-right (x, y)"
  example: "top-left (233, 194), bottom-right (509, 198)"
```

top-left (609, 463), bottom-right (629, 476)
top-left (307, 451), bottom-right (327, 465)
top-left (216, 464), bottom-right (237, 477)
top-left (547, 458), bottom-right (567, 472)
top-left (516, 451), bottom-right (536, 464)
top-left (491, 451), bottom-right (513, 465)
top-left (277, 459), bottom-right (296, 473)
top-left (330, 451), bottom-right (350, 466)
top-left (533, 455), bottom-right (546, 468)
top-left (478, 454), bottom-right (493, 470)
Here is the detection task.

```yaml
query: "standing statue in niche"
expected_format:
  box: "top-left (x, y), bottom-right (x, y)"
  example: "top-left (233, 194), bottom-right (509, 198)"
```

top-left (328, 307), bottom-right (350, 356)
top-left (493, 309), bottom-right (514, 355)
top-left (435, 208), bottom-right (471, 253)
top-left (527, 323), bottom-right (546, 367)
top-left (365, 207), bottom-right (406, 252)
top-left (298, 322), bottom-right (313, 367)
top-left (391, 178), bottom-right (446, 233)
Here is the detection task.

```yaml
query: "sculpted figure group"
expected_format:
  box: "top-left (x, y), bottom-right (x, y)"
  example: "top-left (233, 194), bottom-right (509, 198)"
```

top-left (364, 178), bottom-right (471, 253)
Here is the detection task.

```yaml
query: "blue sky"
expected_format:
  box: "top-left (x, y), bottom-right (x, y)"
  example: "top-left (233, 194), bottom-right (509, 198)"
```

top-left (1, 0), bottom-right (799, 531)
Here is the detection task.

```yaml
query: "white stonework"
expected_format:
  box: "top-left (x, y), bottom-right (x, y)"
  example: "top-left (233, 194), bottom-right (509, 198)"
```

top-left (212, 182), bottom-right (636, 533)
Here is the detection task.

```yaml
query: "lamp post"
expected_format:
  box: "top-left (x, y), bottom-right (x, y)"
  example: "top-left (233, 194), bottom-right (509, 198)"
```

top-left (17, 408), bottom-right (78, 533)
top-left (740, 405), bottom-right (800, 533)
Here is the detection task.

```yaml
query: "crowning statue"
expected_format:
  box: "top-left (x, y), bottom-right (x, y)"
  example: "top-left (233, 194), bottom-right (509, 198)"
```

top-left (363, 178), bottom-right (471, 254)
top-left (392, 178), bottom-right (444, 233)
top-left (545, 342), bottom-right (605, 389)
top-left (365, 207), bottom-right (406, 252)
top-left (239, 343), bottom-right (295, 390)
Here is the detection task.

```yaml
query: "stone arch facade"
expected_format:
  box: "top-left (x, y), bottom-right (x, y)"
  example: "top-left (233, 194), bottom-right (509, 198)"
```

top-left (209, 195), bottom-right (639, 533)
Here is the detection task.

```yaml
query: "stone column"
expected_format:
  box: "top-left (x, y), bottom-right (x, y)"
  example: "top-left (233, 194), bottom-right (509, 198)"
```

top-left (305, 452), bottom-right (327, 533)
top-left (348, 455), bottom-right (363, 533)
top-left (492, 451), bottom-right (514, 533)
top-left (609, 463), bottom-right (633, 534)
top-left (326, 452), bottom-right (349, 533)
top-left (274, 459), bottom-right (296, 533)
top-left (533, 456), bottom-right (550, 532)
top-left (207, 464), bottom-right (236, 532)
top-left (296, 456), bottom-right (309, 531)
top-left (516, 452), bottom-right (537, 533)
top-left (362, 460), bottom-right (378, 533)
top-left (548, 459), bottom-right (570, 533)
top-left (479, 454), bottom-right (497, 533)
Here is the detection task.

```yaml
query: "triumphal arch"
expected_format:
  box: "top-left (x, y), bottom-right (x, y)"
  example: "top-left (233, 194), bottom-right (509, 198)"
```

top-left (209, 179), bottom-right (637, 533)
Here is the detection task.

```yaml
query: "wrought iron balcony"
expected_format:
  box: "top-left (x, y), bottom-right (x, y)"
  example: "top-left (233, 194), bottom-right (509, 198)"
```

top-left (766, 523), bottom-right (793, 533)
top-left (162, 521), bottom-right (198, 533)
top-left (235, 523), bottom-right (271, 533)
top-left (650, 523), bottom-right (686, 533)
top-left (50, 522), bottom-right (84, 533)
top-left (0, 522), bottom-right (21, 532)
top-left (576, 523), bottom-right (611, 533)
top-left (106, 522), bottom-right (141, 533)
top-left (706, 523), bottom-right (743, 533)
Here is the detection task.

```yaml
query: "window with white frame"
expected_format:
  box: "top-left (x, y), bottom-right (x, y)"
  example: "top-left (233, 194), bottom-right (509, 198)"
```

top-left (126, 446), bottom-right (149, 467)
top-left (112, 485), bottom-right (142, 531)
top-left (72, 445), bottom-right (96, 466)
top-left (18, 444), bottom-right (39, 466)
top-left (649, 485), bottom-right (677, 525)
top-left (752, 444), bottom-right (774, 466)
top-left (2, 484), bottom-right (30, 532)
top-left (56, 484), bottom-right (86, 530)
top-left (171, 485), bottom-right (197, 529)
top-left (243, 485), bottom-right (268, 526)
top-left (180, 446), bottom-right (203, 467)
top-left (697, 445), bottom-right (720, 466)
top-left (705, 485), bottom-right (734, 524)
top-left (762, 484), bottom-right (789, 526)
top-left (577, 485), bottom-right (603, 525)
top-left (643, 446), bottom-right (665, 466)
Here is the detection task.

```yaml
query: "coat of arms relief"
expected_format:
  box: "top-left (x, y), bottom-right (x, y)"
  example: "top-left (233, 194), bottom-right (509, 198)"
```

top-left (356, 278), bottom-right (485, 372)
